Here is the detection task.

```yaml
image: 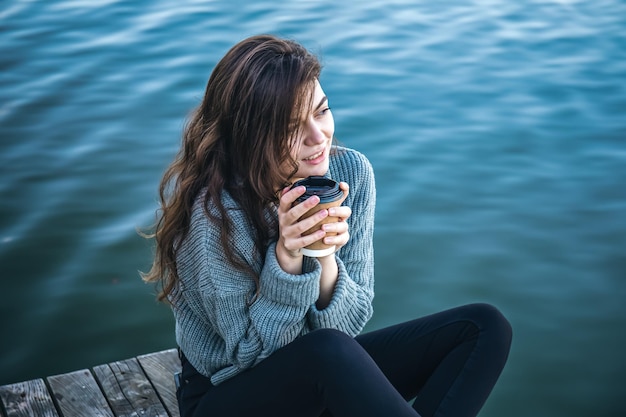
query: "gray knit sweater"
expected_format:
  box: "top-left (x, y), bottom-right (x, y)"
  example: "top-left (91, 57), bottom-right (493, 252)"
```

top-left (173, 147), bottom-right (376, 385)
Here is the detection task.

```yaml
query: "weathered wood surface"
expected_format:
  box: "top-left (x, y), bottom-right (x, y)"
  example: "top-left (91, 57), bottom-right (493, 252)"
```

top-left (94, 358), bottom-right (169, 417)
top-left (0, 348), bottom-right (180, 417)
top-left (0, 379), bottom-right (59, 417)
top-left (48, 369), bottom-right (113, 417)
top-left (138, 349), bottom-right (181, 417)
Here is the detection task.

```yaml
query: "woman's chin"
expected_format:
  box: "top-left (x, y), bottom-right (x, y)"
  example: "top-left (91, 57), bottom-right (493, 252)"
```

top-left (298, 156), bottom-right (330, 178)
top-left (298, 165), bottom-right (329, 179)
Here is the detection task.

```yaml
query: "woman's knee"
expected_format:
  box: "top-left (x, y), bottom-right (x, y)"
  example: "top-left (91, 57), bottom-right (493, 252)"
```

top-left (300, 329), bottom-right (364, 367)
top-left (465, 303), bottom-right (513, 347)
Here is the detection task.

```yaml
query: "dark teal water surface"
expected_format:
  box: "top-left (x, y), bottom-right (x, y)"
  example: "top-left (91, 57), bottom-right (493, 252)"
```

top-left (1, 1), bottom-right (625, 416)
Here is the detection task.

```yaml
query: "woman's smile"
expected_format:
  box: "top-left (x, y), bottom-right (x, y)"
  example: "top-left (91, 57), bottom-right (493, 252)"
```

top-left (302, 148), bottom-right (326, 164)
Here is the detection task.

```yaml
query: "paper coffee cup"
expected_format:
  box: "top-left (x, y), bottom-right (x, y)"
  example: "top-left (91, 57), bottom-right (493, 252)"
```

top-left (291, 176), bottom-right (346, 257)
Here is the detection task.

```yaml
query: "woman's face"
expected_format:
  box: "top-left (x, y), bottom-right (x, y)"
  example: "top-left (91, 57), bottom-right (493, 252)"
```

top-left (290, 79), bottom-right (334, 179)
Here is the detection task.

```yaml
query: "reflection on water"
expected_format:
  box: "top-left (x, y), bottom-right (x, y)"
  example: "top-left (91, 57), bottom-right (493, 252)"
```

top-left (1, 1), bottom-right (625, 416)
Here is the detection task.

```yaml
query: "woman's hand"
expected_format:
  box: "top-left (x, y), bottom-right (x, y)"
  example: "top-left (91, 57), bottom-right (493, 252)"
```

top-left (276, 184), bottom-right (329, 273)
top-left (320, 182), bottom-right (351, 252)
top-left (276, 182), bottom-right (351, 275)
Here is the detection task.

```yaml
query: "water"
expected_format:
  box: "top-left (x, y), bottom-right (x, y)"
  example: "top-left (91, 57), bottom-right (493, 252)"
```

top-left (1, 1), bottom-right (625, 415)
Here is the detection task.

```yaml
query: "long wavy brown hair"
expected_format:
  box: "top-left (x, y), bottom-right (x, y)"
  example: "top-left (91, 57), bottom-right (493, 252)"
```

top-left (142, 35), bottom-right (322, 303)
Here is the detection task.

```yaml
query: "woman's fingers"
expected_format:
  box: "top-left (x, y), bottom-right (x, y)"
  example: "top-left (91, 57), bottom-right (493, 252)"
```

top-left (322, 219), bottom-right (349, 243)
top-left (324, 231), bottom-right (350, 247)
top-left (279, 186), bottom-right (322, 220)
top-left (280, 220), bottom-right (327, 253)
top-left (328, 205), bottom-right (351, 221)
top-left (279, 185), bottom-right (305, 211)
top-left (321, 220), bottom-right (348, 234)
top-left (282, 206), bottom-right (329, 242)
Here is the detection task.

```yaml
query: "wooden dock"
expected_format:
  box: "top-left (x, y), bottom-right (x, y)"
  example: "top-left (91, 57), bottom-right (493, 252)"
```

top-left (0, 348), bottom-right (181, 417)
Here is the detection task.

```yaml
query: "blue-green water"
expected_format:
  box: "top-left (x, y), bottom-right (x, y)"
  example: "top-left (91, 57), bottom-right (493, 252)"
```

top-left (1, 1), bottom-right (625, 416)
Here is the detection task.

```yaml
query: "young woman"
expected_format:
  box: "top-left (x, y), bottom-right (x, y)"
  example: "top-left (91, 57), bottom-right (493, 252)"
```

top-left (143, 34), bottom-right (512, 417)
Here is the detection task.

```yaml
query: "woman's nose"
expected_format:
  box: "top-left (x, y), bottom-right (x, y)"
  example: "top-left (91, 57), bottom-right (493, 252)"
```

top-left (304, 119), bottom-right (325, 144)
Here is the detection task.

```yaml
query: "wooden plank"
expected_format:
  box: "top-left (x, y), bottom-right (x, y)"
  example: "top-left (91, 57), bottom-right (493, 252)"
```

top-left (0, 379), bottom-right (60, 417)
top-left (93, 357), bottom-right (168, 417)
top-left (137, 349), bottom-right (181, 417)
top-left (47, 369), bottom-right (114, 417)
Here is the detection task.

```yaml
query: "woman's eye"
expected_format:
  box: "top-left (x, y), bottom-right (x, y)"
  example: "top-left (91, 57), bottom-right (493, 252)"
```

top-left (318, 107), bottom-right (331, 116)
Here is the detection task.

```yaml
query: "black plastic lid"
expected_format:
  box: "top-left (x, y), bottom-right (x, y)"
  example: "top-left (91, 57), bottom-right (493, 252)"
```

top-left (292, 176), bottom-right (343, 203)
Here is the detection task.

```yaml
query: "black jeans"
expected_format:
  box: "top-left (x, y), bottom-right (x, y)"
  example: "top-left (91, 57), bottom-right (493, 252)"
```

top-left (177, 303), bottom-right (512, 417)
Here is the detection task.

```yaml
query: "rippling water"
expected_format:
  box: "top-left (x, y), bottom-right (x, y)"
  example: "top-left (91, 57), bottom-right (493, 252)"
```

top-left (1, 1), bottom-right (625, 416)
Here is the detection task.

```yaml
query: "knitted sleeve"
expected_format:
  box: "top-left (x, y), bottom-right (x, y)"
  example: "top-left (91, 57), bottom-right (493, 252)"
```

top-left (305, 148), bottom-right (376, 335)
